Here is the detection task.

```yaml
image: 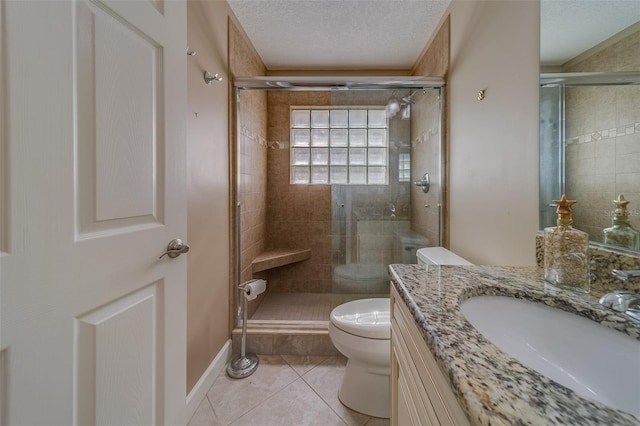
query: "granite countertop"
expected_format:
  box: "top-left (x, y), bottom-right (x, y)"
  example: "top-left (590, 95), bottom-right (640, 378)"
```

top-left (389, 264), bottom-right (640, 426)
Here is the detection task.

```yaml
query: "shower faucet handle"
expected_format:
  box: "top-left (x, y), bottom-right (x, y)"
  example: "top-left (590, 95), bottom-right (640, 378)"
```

top-left (414, 173), bottom-right (430, 194)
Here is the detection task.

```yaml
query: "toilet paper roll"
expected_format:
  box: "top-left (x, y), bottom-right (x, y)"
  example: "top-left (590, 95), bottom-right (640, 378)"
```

top-left (243, 279), bottom-right (266, 301)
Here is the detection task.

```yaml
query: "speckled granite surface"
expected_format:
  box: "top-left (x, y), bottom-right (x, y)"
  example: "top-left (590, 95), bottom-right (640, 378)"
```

top-left (535, 232), bottom-right (640, 297)
top-left (389, 264), bottom-right (640, 426)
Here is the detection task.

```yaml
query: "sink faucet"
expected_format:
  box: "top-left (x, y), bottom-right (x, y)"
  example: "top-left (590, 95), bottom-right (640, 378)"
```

top-left (599, 290), bottom-right (640, 321)
top-left (611, 269), bottom-right (640, 282)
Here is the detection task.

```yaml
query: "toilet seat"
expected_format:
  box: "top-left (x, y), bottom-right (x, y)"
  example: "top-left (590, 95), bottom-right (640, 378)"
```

top-left (330, 298), bottom-right (390, 339)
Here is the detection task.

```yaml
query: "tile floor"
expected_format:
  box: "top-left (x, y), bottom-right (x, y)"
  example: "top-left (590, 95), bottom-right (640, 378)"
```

top-left (188, 355), bottom-right (390, 426)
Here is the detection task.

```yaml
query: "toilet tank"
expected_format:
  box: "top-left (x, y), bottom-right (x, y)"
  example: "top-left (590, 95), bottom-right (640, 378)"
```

top-left (394, 230), bottom-right (429, 264)
top-left (416, 247), bottom-right (472, 266)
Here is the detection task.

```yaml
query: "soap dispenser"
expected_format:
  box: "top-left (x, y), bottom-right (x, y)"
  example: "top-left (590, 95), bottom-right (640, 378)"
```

top-left (603, 194), bottom-right (640, 251)
top-left (543, 194), bottom-right (590, 293)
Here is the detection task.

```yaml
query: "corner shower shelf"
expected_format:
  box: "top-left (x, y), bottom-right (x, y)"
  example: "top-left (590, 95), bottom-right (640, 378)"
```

top-left (252, 249), bottom-right (312, 273)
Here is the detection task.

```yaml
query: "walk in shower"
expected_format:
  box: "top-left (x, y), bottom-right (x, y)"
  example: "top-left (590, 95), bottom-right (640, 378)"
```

top-left (233, 77), bottom-right (444, 331)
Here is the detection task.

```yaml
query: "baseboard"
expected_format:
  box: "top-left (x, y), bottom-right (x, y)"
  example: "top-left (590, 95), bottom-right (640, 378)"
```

top-left (185, 339), bottom-right (232, 421)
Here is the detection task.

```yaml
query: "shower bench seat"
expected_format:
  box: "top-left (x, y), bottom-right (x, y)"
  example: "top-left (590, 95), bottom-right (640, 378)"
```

top-left (251, 248), bottom-right (312, 273)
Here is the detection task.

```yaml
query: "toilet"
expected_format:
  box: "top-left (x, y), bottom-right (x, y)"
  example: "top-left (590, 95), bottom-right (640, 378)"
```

top-left (417, 246), bottom-right (472, 266)
top-left (329, 297), bottom-right (391, 418)
top-left (328, 247), bottom-right (472, 418)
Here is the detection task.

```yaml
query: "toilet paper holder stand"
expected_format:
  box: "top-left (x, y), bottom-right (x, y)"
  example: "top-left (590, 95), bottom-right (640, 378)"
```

top-left (226, 279), bottom-right (264, 379)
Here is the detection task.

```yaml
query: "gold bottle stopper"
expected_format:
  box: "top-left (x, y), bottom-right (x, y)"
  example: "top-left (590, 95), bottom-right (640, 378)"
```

top-left (612, 194), bottom-right (631, 224)
top-left (553, 194), bottom-right (576, 226)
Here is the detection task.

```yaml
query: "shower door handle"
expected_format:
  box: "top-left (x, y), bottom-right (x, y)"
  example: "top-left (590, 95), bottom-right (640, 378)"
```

top-left (414, 173), bottom-right (430, 194)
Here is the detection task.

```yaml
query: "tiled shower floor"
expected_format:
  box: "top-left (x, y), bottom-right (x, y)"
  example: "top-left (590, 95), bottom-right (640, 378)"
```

top-left (250, 293), bottom-right (335, 322)
top-left (249, 292), bottom-right (385, 322)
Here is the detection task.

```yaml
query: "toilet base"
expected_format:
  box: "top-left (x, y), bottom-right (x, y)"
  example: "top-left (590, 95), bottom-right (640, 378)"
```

top-left (338, 359), bottom-right (390, 419)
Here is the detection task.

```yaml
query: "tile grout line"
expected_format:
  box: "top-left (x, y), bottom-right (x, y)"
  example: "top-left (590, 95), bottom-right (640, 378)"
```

top-left (196, 354), bottom-right (385, 426)
top-left (299, 359), bottom-right (360, 426)
top-left (224, 355), bottom-right (302, 426)
top-left (227, 375), bottom-right (320, 426)
top-left (205, 392), bottom-right (221, 425)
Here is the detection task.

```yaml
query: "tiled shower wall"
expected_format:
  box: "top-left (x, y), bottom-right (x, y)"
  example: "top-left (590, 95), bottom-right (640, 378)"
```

top-left (410, 89), bottom-right (442, 247)
top-left (412, 16), bottom-right (450, 247)
top-left (266, 92), bottom-right (333, 293)
top-left (238, 95), bottom-right (268, 285)
top-left (330, 92), bottom-right (412, 269)
top-left (229, 20), bottom-right (268, 320)
top-left (264, 91), bottom-right (414, 293)
top-left (563, 29), bottom-right (640, 242)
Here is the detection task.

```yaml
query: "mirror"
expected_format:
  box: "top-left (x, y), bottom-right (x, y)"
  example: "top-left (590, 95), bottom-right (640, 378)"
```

top-left (539, 1), bottom-right (640, 252)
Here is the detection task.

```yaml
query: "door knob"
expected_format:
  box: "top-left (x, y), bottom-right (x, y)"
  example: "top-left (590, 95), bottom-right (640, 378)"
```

top-left (160, 239), bottom-right (190, 259)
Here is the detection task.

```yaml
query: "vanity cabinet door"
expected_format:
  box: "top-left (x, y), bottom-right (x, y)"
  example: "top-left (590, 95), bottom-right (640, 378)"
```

top-left (392, 335), bottom-right (440, 425)
top-left (391, 286), bottom-right (470, 426)
top-left (397, 365), bottom-right (414, 425)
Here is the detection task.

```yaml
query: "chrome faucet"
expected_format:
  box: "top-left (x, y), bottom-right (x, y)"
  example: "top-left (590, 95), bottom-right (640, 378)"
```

top-left (599, 291), bottom-right (640, 321)
top-left (611, 269), bottom-right (640, 282)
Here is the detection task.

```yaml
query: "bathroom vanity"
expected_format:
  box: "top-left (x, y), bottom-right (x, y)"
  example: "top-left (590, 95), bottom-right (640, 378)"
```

top-left (389, 264), bottom-right (640, 426)
top-left (390, 284), bottom-right (469, 425)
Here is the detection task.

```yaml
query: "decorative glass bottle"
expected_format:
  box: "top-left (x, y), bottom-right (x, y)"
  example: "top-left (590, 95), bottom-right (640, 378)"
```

top-left (543, 194), bottom-right (590, 293)
top-left (603, 194), bottom-right (640, 251)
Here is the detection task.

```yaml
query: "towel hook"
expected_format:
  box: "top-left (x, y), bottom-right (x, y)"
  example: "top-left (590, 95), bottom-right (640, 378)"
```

top-left (204, 71), bottom-right (223, 85)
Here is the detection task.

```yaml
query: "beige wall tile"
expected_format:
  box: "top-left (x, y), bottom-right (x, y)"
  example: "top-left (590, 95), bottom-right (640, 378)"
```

top-left (564, 30), bottom-right (640, 243)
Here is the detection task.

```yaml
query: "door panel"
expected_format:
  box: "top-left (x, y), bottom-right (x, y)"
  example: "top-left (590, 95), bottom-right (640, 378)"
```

top-left (0, 1), bottom-right (187, 424)
top-left (75, 282), bottom-right (161, 426)
top-left (76, 0), bottom-right (165, 236)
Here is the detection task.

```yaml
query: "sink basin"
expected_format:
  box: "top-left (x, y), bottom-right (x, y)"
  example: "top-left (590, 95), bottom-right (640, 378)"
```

top-left (461, 296), bottom-right (640, 417)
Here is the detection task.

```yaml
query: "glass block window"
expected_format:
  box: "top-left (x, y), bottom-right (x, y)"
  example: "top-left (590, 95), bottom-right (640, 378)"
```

top-left (290, 107), bottom-right (388, 185)
top-left (398, 152), bottom-right (411, 183)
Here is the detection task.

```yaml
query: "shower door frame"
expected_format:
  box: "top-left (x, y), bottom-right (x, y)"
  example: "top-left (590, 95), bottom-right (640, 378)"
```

top-left (232, 76), bottom-right (445, 328)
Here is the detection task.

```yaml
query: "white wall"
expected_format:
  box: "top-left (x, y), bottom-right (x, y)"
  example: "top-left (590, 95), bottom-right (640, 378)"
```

top-left (448, 0), bottom-right (540, 265)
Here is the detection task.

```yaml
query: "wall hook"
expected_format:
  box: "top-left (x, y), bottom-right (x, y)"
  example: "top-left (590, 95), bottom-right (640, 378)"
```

top-left (204, 71), bottom-right (223, 85)
top-left (186, 46), bottom-right (196, 56)
top-left (477, 89), bottom-right (486, 101)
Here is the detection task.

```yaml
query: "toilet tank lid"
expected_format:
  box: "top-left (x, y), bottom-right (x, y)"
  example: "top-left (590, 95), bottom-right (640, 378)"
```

top-left (416, 247), bottom-right (472, 265)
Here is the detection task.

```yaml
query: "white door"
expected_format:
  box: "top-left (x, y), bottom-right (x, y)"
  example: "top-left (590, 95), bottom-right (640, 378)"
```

top-left (0, 1), bottom-right (187, 425)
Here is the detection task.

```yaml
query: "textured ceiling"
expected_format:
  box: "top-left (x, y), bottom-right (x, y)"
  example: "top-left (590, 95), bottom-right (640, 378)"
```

top-left (540, 0), bottom-right (640, 66)
top-left (227, 0), bottom-right (451, 70)
top-left (227, 0), bottom-right (640, 71)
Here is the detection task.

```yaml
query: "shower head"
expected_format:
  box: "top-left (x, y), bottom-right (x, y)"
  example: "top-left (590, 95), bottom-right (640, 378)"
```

top-left (387, 89), bottom-right (425, 119)
top-left (385, 96), bottom-right (401, 118)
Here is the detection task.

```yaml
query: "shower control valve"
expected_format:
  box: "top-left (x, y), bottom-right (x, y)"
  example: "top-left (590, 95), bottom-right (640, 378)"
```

top-left (414, 173), bottom-right (430, 194)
